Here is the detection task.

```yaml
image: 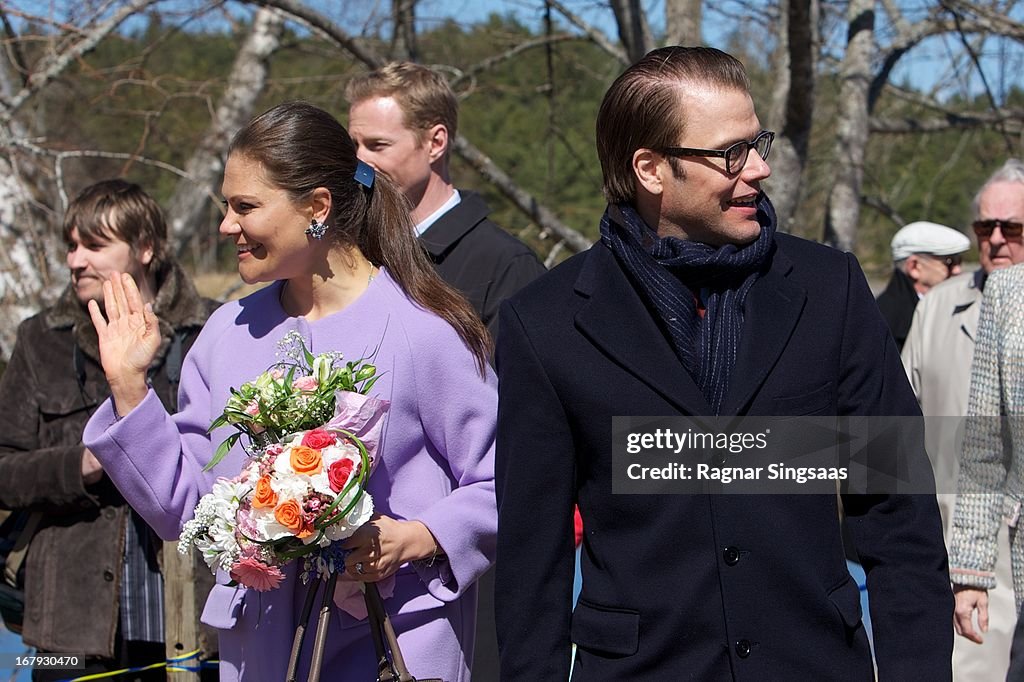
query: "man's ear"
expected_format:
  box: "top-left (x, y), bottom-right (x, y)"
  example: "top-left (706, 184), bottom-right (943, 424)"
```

top-left (426, 123), bottom-right (449, 163)
top-left (633, 149), bottom-right (664, 196)
top-left (310, 187), bottom-right (333, 224)
top-left (903, 255), bottom-right (922, 282)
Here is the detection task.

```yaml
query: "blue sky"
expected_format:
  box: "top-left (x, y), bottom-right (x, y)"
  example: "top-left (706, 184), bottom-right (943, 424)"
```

top-left (8, 0), bottom-right (1024, 104)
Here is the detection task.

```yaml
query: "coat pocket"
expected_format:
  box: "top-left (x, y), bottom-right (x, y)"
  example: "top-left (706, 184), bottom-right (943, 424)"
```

top-left (570, 598), bottom-right (640, 657)
top-left (827, 575), bottom-right (863, 629)
top-left (764, 382), bottom-right (835, 416)
top-left (200, 583), bottom-right (246, 630)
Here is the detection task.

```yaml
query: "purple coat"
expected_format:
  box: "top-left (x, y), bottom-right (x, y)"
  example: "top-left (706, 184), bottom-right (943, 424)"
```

top-left (84, 270), bottom-right (497, 682)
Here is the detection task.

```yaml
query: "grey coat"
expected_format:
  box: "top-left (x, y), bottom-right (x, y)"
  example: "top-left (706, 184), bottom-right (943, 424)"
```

top-left (0, 261), bottom-right (215, 657)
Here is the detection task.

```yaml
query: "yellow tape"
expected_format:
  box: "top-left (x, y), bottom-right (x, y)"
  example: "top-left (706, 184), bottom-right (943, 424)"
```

top-left (61, 650), bottom-right (205, 681)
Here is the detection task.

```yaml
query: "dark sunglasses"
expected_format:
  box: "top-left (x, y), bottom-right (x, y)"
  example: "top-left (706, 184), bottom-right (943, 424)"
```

top-left (919, 253), bottom-right (963, 273)
top-left (972, 219), bottom-right (1024, 239)
top-left (658, 130), bottom-right (774, 176)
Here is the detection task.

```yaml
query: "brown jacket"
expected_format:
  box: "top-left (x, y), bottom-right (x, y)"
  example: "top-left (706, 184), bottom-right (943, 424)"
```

top-left (0, 261), bottom-right (217, 657)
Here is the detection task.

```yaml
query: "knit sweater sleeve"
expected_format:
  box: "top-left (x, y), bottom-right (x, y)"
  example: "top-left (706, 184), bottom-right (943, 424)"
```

top-left (950, 274), bottom-right (1010, 589)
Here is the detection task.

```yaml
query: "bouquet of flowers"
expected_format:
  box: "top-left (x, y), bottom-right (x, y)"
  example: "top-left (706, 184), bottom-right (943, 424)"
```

top-left (178, 331), bottom-right (388, 592)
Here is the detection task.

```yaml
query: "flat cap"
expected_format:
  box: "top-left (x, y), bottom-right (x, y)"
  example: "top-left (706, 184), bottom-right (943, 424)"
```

top-left (891, 221), bottom-right (971, 261)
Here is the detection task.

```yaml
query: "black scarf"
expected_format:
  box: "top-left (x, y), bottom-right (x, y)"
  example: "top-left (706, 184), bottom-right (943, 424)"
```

top-left (600, 196), bottom-right (777, 414)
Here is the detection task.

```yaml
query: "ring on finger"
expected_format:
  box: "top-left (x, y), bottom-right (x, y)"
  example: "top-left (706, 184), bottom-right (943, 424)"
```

top-left (355, 561), bottom-right (366, 575)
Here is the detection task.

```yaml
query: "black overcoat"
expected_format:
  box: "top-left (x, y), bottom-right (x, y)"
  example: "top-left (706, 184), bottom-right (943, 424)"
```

top-left (494, 226), bottom-right (953, 681)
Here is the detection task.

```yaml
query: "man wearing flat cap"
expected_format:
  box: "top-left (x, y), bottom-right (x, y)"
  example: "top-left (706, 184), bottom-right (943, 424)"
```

top-left (903, 159), bottom-right (1024, 681)
top-left (876, 221), bottom-right (971, 351)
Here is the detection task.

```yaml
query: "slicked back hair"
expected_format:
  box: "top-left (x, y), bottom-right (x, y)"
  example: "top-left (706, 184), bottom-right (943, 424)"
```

top-left (596, 46), bottom-right (751, 205)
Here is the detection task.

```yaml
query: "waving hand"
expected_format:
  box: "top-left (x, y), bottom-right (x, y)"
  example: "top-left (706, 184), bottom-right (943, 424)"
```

top-left (87, 272), bottom-right (160, 416)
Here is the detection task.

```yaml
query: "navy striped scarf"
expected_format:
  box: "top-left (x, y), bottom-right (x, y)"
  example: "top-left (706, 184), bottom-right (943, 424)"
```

top-left (600, 197), bottom-right (776, 414)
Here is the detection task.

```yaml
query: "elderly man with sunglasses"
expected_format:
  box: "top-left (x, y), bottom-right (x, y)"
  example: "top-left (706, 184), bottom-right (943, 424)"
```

top-left (876, 221), bottom-right (970, 352)
top-left (901, 158), bottom-right (1024, 681)
top-left (495, 46), bottom-right (951, 681)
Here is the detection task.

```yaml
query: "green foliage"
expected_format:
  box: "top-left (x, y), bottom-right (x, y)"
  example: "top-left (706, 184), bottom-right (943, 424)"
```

top-left (31, 9), bottom-right (1022, 275)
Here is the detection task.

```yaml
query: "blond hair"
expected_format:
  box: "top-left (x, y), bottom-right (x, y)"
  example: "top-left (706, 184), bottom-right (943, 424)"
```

top-left (345, 62), bottom-right (458, 149)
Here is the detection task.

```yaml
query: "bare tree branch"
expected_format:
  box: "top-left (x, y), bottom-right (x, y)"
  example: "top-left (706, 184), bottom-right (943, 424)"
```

top-left (7, 138), bottom-right (192, 208)
top-left (547, 0), bottom-right (629, 66)
top-left (0, 0), bottom-right (162, 125)
top-left (870, 111), bottom-right (1024, 133)
top-left (451, 133), bottom-right (591, 253)
top-left (448, 33), bottom-right (580, 92)
top-left (861, 195), bottom-right (905, 227)
top-left (251, 0), bottom-right (386, 67)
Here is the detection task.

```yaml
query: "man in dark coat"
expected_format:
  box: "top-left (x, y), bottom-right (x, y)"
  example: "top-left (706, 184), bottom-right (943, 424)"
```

top-left (494, 47), bottom-right (953, 681)
top-left (346, 62), bottom-right (546, 339)
top-left (0, 180), bottom-right (217, 681)
top-left (875, 220), bottom-right (969, 350)
top-left (347, 62), bottom-right (547, 679)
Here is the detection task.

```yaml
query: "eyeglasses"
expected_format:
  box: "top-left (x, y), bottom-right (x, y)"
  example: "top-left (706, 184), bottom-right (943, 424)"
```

top-left (657, 130), bottom-right (775, 175)
top-left (972, 219), bottom-right (1024, 239)
top-left (919, 253), bottom-right (962, 274)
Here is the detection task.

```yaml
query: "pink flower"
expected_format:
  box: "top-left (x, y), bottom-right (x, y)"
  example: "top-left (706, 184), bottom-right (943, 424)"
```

top-left (235, 507), bottom-right (260, 539)
top-left (328, 459), bottom-right (355, 493)
top-left (268, 367), bottom-right (286, 380)
top-left (230, 557), bottom-right (284, 592)
top-left (292, 375), bottom-right (318, 392)
top-left (301, 429), bottom-right (335, 450)
top-left (244, 401), bottom-right (260, 417)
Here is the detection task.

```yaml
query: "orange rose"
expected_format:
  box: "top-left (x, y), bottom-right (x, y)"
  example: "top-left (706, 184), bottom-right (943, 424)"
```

top-left (274, 499), bottom-right (309, 536)
top-left (290, 445), bottom-right (322, 475)
top-left (252, 475), bottom-right (278, 509)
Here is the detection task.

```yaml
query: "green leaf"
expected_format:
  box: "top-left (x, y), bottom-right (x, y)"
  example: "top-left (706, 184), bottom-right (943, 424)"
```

top-left (208, 414), bottom-right (229, 432)
top-left (204, 432), bottom-right (241, 471)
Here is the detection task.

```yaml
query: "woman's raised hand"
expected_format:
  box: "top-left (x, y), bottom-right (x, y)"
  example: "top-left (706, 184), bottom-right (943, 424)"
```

top-left (87, 272), bottom-right (160, 416)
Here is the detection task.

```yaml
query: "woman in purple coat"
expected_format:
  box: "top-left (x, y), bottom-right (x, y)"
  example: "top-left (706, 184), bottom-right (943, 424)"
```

top-left (81, 102), bottom-right (496, 682)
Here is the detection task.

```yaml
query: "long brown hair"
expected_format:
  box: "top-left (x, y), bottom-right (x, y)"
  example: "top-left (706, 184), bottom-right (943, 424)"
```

top-left (228, 101), bottom-right (490, 373)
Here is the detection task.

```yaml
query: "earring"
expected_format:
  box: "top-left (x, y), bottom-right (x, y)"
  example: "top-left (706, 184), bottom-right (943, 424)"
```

top-left (305, 217), bottom-right (328, 240)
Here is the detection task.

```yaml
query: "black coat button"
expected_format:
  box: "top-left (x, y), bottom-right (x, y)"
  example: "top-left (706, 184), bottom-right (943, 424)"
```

top-left (736, 639), bottom-right (751, 658)
top-left (103, 569), bottom-right (115, 582)
top-left (723, 546), bottom-right (740, 566)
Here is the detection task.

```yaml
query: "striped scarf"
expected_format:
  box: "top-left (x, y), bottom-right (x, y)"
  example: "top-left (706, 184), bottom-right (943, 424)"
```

top-left (600, 196), bottom-right (776, 414)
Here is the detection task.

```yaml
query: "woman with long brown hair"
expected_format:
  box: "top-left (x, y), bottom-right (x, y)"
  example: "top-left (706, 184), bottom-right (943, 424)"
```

top-left (83, 101), bottom-right (496, 681)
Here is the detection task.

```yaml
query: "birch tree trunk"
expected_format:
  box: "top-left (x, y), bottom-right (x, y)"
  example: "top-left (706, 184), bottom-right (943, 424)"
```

top-left (0, 1), bottom-right (158, 358)
top-left (167, 7), bottom-right (284, 264)
top-left (764, 0), bottom-right (817, 231)
top-left (824, 0), bottom-right (875, 251)
top-left (664, 0), bottom-right (703, 46)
